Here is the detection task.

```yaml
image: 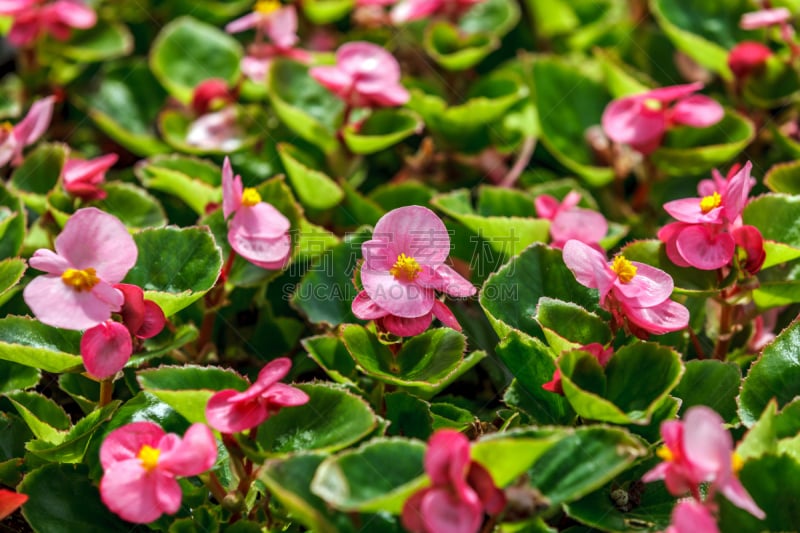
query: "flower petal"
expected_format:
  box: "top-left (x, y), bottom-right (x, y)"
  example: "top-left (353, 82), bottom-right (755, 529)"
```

top-left (420, 488), bottom-right (483, 533)
top-left (562, 240), bottom-right (615, 300)
top-left (23, 275), bottom-right (118, 330)
top-left (159, 423), bottom-right (217, 477)
top-left (13, 95), bottom-right (55, 147)
top-left (228, 226), bottom-right (291, 270)
top-left (372, 206), bottom-right (451, 267)
top-left (232, 202), bottom-right (291, 238)
top-left (666, 500), bottom-right (720, 533)
top-left (0, 489), bottom-right (27, 521)
top-left (418, 264), bottom-right (476, 298)
top-left (28, 248), bottom-right (71, 274)
top-left (550, 208), bottom-right (608, 245)
top-left (718, 475), bottom-right (765, 519)
top-left (360, 269), bottom-right (435, 317)
top-left (80, 320), bottom-right (132, 379)
top-left (431, 300), bottom-right (461, 331)
top-left (622, 298), bottom-right (689, 335)
top-left (352, 290), bottom-right (389, 320)
top-left (381, 312), bottom-right (432, 337)
top-left (670, 95), bottom-right (724, 128)
top-left (614, 261), bottom-right (674, 307)
top-left (663, 197), bottom-right (723, 224)
top-left (425, 430), bottom-right (471, 486)
top-left (100, 421), bottom-right (164, 469)
top-left (205, 389), bottom-right (267, 434)
top-left (222, 157), bottom-right (242, 219)
top-left (100, 460), bottom-right (164, 524)
top-left (602, 96), bottom-right (666, 148)
top-left (675, 226), bottom-right (735, 270)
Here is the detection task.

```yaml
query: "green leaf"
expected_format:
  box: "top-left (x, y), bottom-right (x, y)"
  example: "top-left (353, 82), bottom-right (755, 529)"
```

top-left (26, 401), bottom-right (119, 463)
top-left (369, 181), bottom-right (435, 212)
top-left (6, 391), bottom-right (70, 443)
top-left (743, 55), bottom-right (800, 107)
top-left (765, 161), bottom-right (800, 195)
top-left (254, 383), bottom-right (377, 457)
top-left (0, 182), bottom-right (26, 259)
top-left (424, 22), bottom-right (499, 71)
top-left (9, 143), bottom-right (67, 212)
top-left (268, 59), bottom-right (344, 153)
top-left (137, 365), bottom-right (248, 424)
top-left (92, 182), bottom-right (167, 229)
top-left (472, 431), bottom-right (563, 487)
top-left (738, 399), bottom-right (800, 461)
top-left (150, 16), bottom-right (243, 103)
top-left (278, 143), bottom-right (343, 209)
top-left (59, 23), bottom-right (133, 62)
top-left (0, 359), bottom-right (39, 394)
top-left (651, 109), bottom-right (755, 176)
top-left (0, 316), bottom-right (82, 373)
top-left (58, 374), bottom-right (99, 415)
top-left (0, 257), bottom-right (25, 298)
top-left (105, 392), bottom-right (191, 437)
top-left (342, 109), bottom-right (422, 154)
top-left (535, 297), bottom-right (611, 346)
top-left (123, 225), bottom-right (223, 316)
top-left (673, 360), bottom-right (740, 422)
top-left (739, 319), bottom-right (800, 426)
top-left (743, 194), bottom-right (800, 249)
top-left (19, 464), bottom-right (134, 533)
top-left (459, 0), bottom-right (521, 36)
top-left (303, 335), bottom-right (358, 386)
top-left (384, 392), bottom-right (434, 439)
top-left (302, 0), bottom-right (354, 23)
top-left (310, 438), bottom-right (427, 513)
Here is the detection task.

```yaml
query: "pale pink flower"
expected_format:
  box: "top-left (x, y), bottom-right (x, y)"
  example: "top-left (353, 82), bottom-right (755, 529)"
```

top-left (0, 489), bottom-right (27, 520)
top-left (222, 157), bottom-right (291, 270)
top-left (352, 206), bottom-right (475, 336)
top-left (391, 0), bottom-right (481, 24)
top-left (100, 422), bottom-right (217, 524)
top-left (535, 191), bottom-right (608, 250)
top-left (186, 107), bottom-right (245, 152)
top-left (81, 320), bottom-right (132, 379)
top-left (666, 500), bottom-right (720, 533)
top-left (0, 0), bottom-right (96, 47)
top-left (402, 430), bottom-right (505, 533)
top-left (205, 357), bottom-right (309, 434)
top-left (542, 343), bottom-right (613, 395)
top-left (643, 406), bottom-right (765, 519)
top-left (562, 240), bottom-right (689, 337)
top-left (0, 95), bottom-right (54, 168)
top-left (62, 153), bottom-right (117, 201)
top-left (740, 7), bottom-right (792, 30)
top-left (310, 42), bottom-right (409, 109)
top-left (226, 2), bottom-right (299, 49)
top-left (601, 82), bottom-right (724, 155)
top-left (23, 207), bottom-right (137, 331)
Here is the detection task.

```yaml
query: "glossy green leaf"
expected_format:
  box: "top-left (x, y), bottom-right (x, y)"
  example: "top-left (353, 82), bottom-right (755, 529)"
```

top-left (743, 55), bottom-right (800, 108)
top-left (342, 109), bottom-right (422, 154)
top-left (424, 22), bottom-right (499, 71)
top-left (311, 438), bottom-right (427, 512)
top-left (105, 392), bottom-right (191, 437)
top-left (472, 431), bottom-right (563, 487)
top-left (59, 23), bottom-right (133, 62)
top-left (0, 316), bottom-right (82, 373)
top-left (159, 105), bottom-right (264, 155)
top-left (93, 182), bottom-right (167, 229)
top-left (57, 374), bottom-right (99, 415)
top-left (673, 360), bottom-right (740, 422)
top-left (739, 319), bottom-right (800, 426)
top-left (26, 401), bottom-right (119, 463)
top-left (9, 143), bottom-right (67, 211)
top-left (278, 143), bottom-right (343, 209)
top-left (765, 160), bottom-right (800, 195)
top-left (535, 297), bottom-right (611, 346)
top-left (123, 225), bottom-right (223, 316)
top-left (0, 182), bottom-right (26, 259)
top-left (6, 391), bottom-right (70, 443)
top-left (303, 334), bottom-right (358, 386)
top-left (0, 257), bottom-right (25, 298)
top-left (150, 16), bottom-right (243, 103)
top-left (302, 0), bottom-right (354, 24)
top-left (384, 392), bottom-right (434, 439)
top-left (738, 399), bottom-right (800, 461)
top-left (743, 194), bottom-right (800, 249)
top-left (460, 0), bottom-right (520, 36)
top-left (0, 359), bottom-right (39, 394)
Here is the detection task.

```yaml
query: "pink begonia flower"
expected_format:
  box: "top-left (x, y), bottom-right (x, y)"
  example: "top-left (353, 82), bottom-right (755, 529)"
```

top-left (535, 191), bottom-right (608, 250)
top-left (100, 422), bottom-right (217, 524)
top-left (0, 95), bottom-right (55, 168)
top-left (542, 343), bottom-right (613, 395)
top-left (402, 430), bottom-right (505, 533)
top-left (62, 153), bottom-right (118, 201)
top-left (666, 500), bottom-right (720, 533)
top-left (205, 357), bottom-right (309, 434)
top-left (0, 0), bottom-right (96, 47)
top-left (562, 240), bottom-right (689, 338)
top-left (601, 82), bottom-right (724, 155)
top-left (658, 162), bottom-right (764, 272)
top-left (81, 320), bottom-right (132, 379)
top-left (310, 42), bottom-right (410, 108)
top-left (0, 489), bottom-right (27, 521)
top-left (391, 0), bottom-right (482, 24)
top-left (23, 207), bottom-right (137, 331)
top-left (186, 107), bottom-right (246, 152)
top-left (114, 283), bottom-right (166, 340)
top-left (222, 157), bottom-right (292, 269)
top-left (728, 42), bottom-right (772, 79)
top-left (740, 7), bottom-right (792, 30)
top-left (191, 78), bottom-right (236, 116)
top-left (226, 1), bottom-right (298, 49)
top-left (352, 206), bottom-right (476, 337)
top-left (643, 406), bottom-right (765, 519)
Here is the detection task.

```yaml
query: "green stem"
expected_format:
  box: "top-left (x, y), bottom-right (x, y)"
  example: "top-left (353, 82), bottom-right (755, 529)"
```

top-left (713, 300), bottom-right (733, 361)
top-left (99, 379), bottom-right (114, 407)
top-left (202, 471), bottom-right (228, 503)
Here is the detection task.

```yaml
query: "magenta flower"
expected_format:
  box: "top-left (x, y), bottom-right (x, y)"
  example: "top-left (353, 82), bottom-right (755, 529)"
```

top-left (740, 7), bottom-right (792, 30)
top-left (205, 357), bottom-right (309, 434)
top-left (0, 0), bottom-right (96, 47)
top-left (666, 500), bottom-right (720, 533)
top-left (222, 157), bottom-right (291, 270)
top-left (0, 489), bottom-right (27, 521)
top-left (402, 430), bottom-right (505, 533)
top-left (0, 95), bottom-right (54, 168)
top-left (100, 422), bottom-right (217, 524)
top-left (391, 0), bottom-right (482, 24)
top-left (562, 240), bottom-right (689, 337)
top-left (601, 82), bottom-right (724, 155)
top-left (62, 153), bottom-right (117, 201)
top-left (542, 343), bottom-right (613, 395)
top-left (643, 406), bottom-right (765, 519)
top-left (190, 78), bottom-right (236, 116)
top-left (114, 283), bottom-right (166, 340)
top-left (23, 207), bottom-right (137, 331)
top-left (352, 206), bottom-right (475, 337)
top-left (535, 191), bottom-right (608, 250)
top-left (80, 320), bottom-right (132, 379)
top-left (310, 42), bottom-right (409, 109)
top-left (728, 42), bottom-right (773, 80)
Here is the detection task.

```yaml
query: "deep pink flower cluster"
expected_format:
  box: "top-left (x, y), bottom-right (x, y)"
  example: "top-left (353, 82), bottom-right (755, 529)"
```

top-left (402, 430), bottom-right (505, 533)
top-left (352, 206), bottom-right (476, 337)
top-left (535, 191), bottom-right (608, 250)
top-left (0, 0), bottom-right (96, 47)
top-left (658, 162), bottom-right (765, 273)
top-left (562, 240), bottom-right (689, 337)
top-left (644, 406), bottom-right (764, 532)
top-left (62, 153), bottom-right (118, 201)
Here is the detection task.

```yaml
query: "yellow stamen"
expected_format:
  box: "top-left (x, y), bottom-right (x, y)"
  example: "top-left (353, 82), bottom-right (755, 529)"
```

top-left (731, 452), bottom-right (744, 475)
top-left (656, 445), bottom-right (674, 462)
top-left (611, 255), bottom-right (637, 284)
top-left (255, 0), bottom-right (281, 14)
top-left (643, 98), bottom-right (662, 111)
top-left (389, 253), bottom-right (422, 282)
top-left (700, 192), bottom-right (722, 214)
top-left (61, 268), bottom-right (99, 292)
top-left (241, 187), bottom-right (261, 207)
top-left (1, 121), bottom-right (13, 132)
top-left (138, 445), bottom-right (161, 472)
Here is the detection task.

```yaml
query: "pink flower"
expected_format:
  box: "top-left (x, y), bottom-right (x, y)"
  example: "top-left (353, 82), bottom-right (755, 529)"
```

top-left (658, 162), bottom-right (764, 271)
top-left (728, 42), bottom-right (772, 79)
top-left (391, 0), bottom-right (482, 24)
top-left (23, 207), bottom-right (137, 331)
top-left (402, 430), bottom-right (505, 533)
top-left (222, 157), bottom-right (291, 270)
top-left (643, 406), bottom-right (765, 519)
top-left (666, 500), bottom-right (720, 533)
top-left (205, 357), bottom-right (309, 434)
top-left (352, 206), bottom-right (475, 337)
top-left (240, 43), bottom-right (310, 83)
top-left (601, 82), bottom-right (724, 155)
top-left (0, 489), bottom-right (27, 520)
top-left (0, 0), bottom-right (96, 47)
top-left (542, 343), bottom-right (613, 395)
top-left (186, 107), bottom-right (245, 152)
top-left (191, 79), bottom-right (236, 116)
top-left (226, 1), bottom-right (299, 50)
top-left (62, 153), bottom-right (117, 201)
top-left (114, 283), bottom-right (166, 340)
top-left (80, 320), bottom-right (132, 379)
top-left (535, 191), bottom-right (608, 250)
top-left (740, 7), bottom-right (792, 30)
top-left (310, 42), bottom-right (409, 109)
top-left (0, 95), bottom-right (54, 168)
top-left (562, 240), bottom-right (689, 337)
top-left (100, 422), bottom-right (217, 524)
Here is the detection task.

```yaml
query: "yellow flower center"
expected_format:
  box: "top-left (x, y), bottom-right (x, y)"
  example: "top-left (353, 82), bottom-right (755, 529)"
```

top-left (656, 445), bottom-right (674, 462)
top-left (731, 452), bottom-right (744, 475)
top-left (611, 255), bottom-right (637, 284)
top-left (255, 0), bottom-right (281, 14)
top-left (61, 268), bottom-right (99, 292)
top-left (138, 444), bottom-right (161, 472)
top-left (389, 253), bottom-right (422, 282)
top-left (643, 98), bottom-right (662, 111)
top-left (1, 121), bottom-right (13, 133)
top-left (700, 192), bottom-right (722, 214)
top-left (241, 187), bottom-right (262, 207)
